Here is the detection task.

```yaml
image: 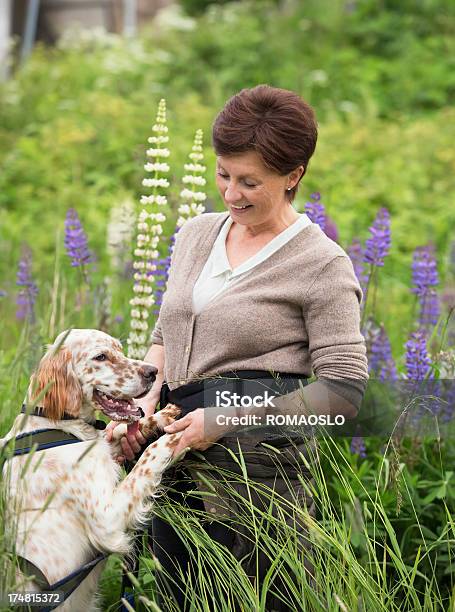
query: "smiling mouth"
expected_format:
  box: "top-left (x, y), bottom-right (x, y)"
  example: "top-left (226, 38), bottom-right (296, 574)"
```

top-left (231, 204), bottom-right (253, 210)
top-left (92, 389), bottom-right (146, 423)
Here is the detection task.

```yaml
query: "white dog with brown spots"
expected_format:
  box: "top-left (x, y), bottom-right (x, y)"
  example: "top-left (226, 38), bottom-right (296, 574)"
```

top-left (1, 329), bottom-right (181, 611)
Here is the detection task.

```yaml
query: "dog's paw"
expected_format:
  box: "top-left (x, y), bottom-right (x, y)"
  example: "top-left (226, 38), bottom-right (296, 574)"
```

top-left (159, 404), bottom-right (181, 422)
top-left (140, 404), bottom-right (181, 439)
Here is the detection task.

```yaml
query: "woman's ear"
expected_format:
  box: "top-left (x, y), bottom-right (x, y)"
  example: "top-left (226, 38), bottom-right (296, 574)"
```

top-left (288, 165), bottom-right (305, 189)
top-left (29, 347), bottom-right (83, 420)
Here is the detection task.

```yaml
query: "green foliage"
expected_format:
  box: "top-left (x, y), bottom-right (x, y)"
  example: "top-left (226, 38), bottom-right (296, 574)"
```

top-left (1, 2), bottom-right (454, 609)
top-left (1, 3), bottom-right (455, 357)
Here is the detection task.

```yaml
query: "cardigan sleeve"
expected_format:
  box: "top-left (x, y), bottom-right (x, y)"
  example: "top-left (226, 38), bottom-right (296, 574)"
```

top-left (268, 257), bottom-right (368, 418)
top-left (304, 255), bottom-right (368, 381)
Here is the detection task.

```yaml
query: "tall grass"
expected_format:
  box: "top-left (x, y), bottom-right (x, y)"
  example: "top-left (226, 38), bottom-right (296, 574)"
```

top-left (1, 312), bottom-right (454, 610)
top-left (108, 433), bottom-right (454, 611)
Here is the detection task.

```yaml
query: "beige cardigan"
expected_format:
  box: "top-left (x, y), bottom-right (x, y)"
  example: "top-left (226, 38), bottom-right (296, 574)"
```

top-left (151, 212), bottom-right (368, 407)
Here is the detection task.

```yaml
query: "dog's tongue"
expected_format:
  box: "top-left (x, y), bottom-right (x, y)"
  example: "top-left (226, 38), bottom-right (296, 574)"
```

top-left (127, 421), bottom-right (140, 436)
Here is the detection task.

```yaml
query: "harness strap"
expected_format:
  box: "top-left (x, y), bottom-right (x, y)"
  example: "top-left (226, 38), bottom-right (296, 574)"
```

top-left (20, 405), bottom-right (107, 430)
top-left (15, 553), bottom-right (108, 612)
top-left (5, 429), bottom-right (82, 456)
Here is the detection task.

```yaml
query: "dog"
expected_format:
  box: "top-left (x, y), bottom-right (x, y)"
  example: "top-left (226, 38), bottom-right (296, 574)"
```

top-left (1, 329), bottom-right (181, 611)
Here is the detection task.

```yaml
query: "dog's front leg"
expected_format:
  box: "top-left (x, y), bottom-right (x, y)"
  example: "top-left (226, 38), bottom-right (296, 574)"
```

top-left (109, 404), bottom-right (181, 450)
top-left (88, 431), bottom-right (182, 554)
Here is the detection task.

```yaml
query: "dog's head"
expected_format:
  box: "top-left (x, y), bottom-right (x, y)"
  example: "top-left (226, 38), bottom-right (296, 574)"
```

top-left (27, 329), bottom-right (157, 423)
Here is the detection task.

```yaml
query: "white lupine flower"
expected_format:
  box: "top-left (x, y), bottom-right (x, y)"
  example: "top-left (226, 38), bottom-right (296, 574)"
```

top-left (177, 129), bottom-right (207, 233)
top-left (130, 296), bottom-right (154, 308)
top-left (184, 163), bottom-right (206, 173)
top-left (140, 195), bottom-right (155, 205)
top-left (128, 98), bottom-right (170, 358)
top-left (191, 203), bottom-right (206, 215)
top-left (144, 162), bottom-right (170, 173)
top-left (146, 147), bottom-right (170, 157)
top-left (136, 234), bottom-right (149, 243)
top-left (149, 212), bottom-right (166, 222)
top-left (182, 175), bottom-right (206, 186)
top-left (148, 135), bottom-right (169, 144)
top-left (106, 198), bottom-right (136, 271)
top-left (152, 124), bottom-right (168, 133)
top-left (142, 178), bottom-right (170, 188)
top-left (180, 189), bottom-right (207, 202)
top-left (178, 204), bottom-right (191, 216)
top-left (139, 195), bottom-right (155, 206)
top-left (127, 332), bottom-right (148, 346)
top-left (131, 320), bottom-right (148, 331)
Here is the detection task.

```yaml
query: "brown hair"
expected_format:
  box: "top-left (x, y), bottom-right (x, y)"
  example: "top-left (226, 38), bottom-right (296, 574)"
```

top-left (212, 84), bottom-right (318, 201)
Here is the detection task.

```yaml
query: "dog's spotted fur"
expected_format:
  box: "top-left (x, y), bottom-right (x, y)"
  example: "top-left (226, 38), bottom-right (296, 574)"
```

top-left (1, 329), bottom-right (181, 611)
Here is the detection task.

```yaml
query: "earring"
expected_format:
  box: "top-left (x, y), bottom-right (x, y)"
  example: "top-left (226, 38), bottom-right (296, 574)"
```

top-left (286, 187), bottom-right (292, 191)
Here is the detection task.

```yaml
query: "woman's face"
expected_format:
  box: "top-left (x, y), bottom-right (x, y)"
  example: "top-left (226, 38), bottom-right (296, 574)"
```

top-left (215, 151), bottom-right (302, 229)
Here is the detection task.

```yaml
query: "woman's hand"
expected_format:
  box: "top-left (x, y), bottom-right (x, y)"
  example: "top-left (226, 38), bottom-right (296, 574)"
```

top-left (163, 408), bottom-right (225, 457)
top-left (105, 390), bottom-right (160, 463)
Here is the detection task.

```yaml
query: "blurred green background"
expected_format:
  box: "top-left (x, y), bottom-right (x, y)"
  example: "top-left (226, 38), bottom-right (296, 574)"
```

top-left (1, 0), bottom-right (454, 353)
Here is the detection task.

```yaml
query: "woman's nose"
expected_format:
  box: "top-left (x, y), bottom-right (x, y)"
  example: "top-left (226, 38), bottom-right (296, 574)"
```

top-left (224, 182), bottom-right (242, 203)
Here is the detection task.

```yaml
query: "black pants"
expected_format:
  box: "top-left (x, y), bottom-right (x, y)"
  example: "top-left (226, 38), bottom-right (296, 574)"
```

top-left (150, 471), bottom-right (234, 610)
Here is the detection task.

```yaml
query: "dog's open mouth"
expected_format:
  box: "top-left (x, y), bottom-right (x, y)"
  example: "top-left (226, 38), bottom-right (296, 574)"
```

top-left (93, 389), bottom-right (144, 423)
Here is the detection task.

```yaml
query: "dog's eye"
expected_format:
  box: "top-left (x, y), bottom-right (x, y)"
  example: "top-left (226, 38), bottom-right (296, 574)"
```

top-left (93, 354), bottom-right (107, 362)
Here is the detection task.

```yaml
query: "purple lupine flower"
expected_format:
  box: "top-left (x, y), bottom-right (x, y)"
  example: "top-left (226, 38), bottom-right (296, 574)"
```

top-left (370, 324), bottom-right (398, 381)
top-left (419, 290), bottom-right (440, 327)
top-left (379, 360), bottom-right (399, 383)
top-left (164, 229), bottom-right (177, 282)
top-left (411, 245), bottom-right (439, 298)
top-left (304, 192), bottom-right (326, 231)
top-left (347, 238), bottom-right (368, 287)
top-left (324, 216), bottom-right (339, 242)
top-left (350, 435), bottom-right (366, 458)
top-left (64, 208), bottom-right (94, 279)
top-left (405, 330), bottom-right (432, 381)
top-left (16, 246), bottom-right (38, 321)
top-left (411, 245), bottom-right (440, 326)
top-left (363, 208), bottom-right (391, 267)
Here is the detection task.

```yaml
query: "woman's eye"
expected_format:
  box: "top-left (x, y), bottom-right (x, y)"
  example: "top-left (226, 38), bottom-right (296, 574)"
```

top-left (94, 354), bottom-right (107, 362)
top-left (244, 182), bottom-right (257, 188)
top-left (217, 172), bottom-right (229, 179)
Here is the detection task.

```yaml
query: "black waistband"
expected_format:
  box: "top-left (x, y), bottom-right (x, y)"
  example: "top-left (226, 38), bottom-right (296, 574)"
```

top-left (160, 370), bottom-right (308, 417)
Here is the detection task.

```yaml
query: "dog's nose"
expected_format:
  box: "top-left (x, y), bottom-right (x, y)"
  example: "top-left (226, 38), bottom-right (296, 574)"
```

top-left (140, 365), bottom-right (157, 380)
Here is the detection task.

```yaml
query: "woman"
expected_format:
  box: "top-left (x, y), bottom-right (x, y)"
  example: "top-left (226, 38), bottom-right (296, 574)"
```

top-left (110, 85), bottom-right (368, 609)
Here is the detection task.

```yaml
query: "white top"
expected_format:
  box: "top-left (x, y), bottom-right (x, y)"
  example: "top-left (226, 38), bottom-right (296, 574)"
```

top-left (192, 213), bottom-right (313, 314)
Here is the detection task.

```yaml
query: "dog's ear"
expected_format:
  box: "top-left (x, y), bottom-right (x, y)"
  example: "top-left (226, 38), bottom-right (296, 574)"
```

top-left (29, 347), bottom-right (83, 420)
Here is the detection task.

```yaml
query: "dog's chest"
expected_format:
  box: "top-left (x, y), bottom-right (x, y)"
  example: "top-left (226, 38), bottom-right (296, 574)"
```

top-left (6, 436), bottom-right (120, 511)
